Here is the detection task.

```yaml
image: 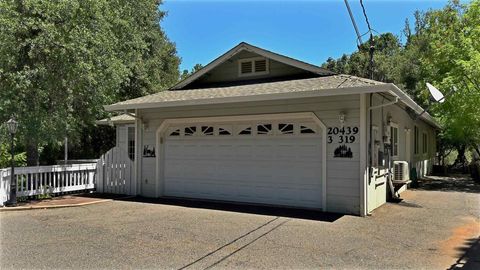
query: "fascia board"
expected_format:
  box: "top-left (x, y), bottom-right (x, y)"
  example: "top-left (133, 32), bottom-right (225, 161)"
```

top-left (104, 84), bottom-right (388, 111)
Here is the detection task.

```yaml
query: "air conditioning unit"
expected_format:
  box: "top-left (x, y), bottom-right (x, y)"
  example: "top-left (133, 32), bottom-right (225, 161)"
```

top-left (393, 161), bottom-right (410, 181)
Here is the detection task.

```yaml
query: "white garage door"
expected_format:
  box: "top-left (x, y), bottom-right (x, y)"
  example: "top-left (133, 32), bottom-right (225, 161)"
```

top-left (163, 118), bottom-right (323, 209)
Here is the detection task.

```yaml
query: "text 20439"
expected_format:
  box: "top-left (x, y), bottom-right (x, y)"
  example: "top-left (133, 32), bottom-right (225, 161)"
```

top-left (327, 126), bottom-right (358, 144)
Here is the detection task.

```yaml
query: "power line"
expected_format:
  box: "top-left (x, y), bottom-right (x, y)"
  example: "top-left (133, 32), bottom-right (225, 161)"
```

top-left (359, 0), bottom-right (375, 80)
top-left (360, 0), bottom-right (372, 33)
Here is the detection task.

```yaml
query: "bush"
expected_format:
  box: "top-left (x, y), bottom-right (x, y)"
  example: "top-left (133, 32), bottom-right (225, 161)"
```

top-left (0, 142), bottom-right (26, 168)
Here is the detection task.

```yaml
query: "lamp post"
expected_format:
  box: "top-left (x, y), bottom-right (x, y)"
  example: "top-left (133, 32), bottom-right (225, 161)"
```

top-left (6, 116), bottom-right (18, 206)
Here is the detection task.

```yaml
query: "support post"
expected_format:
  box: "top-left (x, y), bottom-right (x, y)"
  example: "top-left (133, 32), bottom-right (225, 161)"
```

top-left (8, 133), bottom-right (16, 206)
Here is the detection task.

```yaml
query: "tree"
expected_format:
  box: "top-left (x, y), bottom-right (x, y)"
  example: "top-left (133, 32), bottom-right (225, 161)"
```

top-left (0, 0), bottom-right (180, 165)
top-left (321, 0), bottom-right (479, 168)
top-left (420, 0), bottom-right (480, 165)
top-left (321, 33), bottom-right (403, 82)
top-left (181, 63), bottom-right (204, 80)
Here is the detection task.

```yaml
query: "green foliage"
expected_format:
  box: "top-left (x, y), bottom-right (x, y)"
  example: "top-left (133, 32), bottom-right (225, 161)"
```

top-left (180, 63), bottom-right (204, 80)
top-left (0, 142), bottom-right (26, 169)
top-left (420, 0), bottom-right (480, 162)
top-left (0, 0), bottom-right (180, 165)
top-left (322, 0), bottom-right (480, 164)
top-left (0, 126), bottom-right (26, 168)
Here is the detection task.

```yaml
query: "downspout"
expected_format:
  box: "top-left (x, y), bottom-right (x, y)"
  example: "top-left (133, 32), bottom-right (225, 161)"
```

top-left (369, 94), bottom-right (373, 183)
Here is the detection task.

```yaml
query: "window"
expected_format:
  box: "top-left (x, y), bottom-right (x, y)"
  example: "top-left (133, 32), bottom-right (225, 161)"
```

top-left (300, 125), bottom-right (316, 134)
top-left (127, 126), bottom-right (135, 160)
top-left (184, 126), bottom-right (196, 136)
top-left (201, 126), bottom-right (214, 136)
top-left (169, 128), bottom-right (180, 136)
top-left (238, 126), bottom-right (252, 135)
top-left (238, 57), bottom-right (269, 77)
top-left (422, 132), bottom-right (428, 154)
top-left (218, 126), bottom-right (232, 135)
top-left (414, 126), bottom-right (419, 154)
top-left (278, 123), bottom-right (294, 135)
top-left (257, 124), bottom-right (272, 135)
top-left (390, 123), bottom-right (399, 157)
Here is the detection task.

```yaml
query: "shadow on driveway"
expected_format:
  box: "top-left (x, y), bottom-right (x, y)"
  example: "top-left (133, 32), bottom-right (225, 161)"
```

top-left (448, 237), bottom-right (480, 270)
top-left (412, 174), bottom-right (480, 193)
top-left (111, 196), bottom-right (345, 223)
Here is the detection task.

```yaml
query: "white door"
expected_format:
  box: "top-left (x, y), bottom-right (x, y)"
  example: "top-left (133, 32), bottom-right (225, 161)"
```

top-left (163, 119), bottom-right (323, 209)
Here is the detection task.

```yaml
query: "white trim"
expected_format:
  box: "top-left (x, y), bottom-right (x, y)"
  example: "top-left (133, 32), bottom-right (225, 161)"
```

top-left (360, 94), bottom-right (368, 216)
top-left (422, 131), bottom-right (428, 154)
top-left (134, 109), bottom-right (141, 196)
top-left (371, 125), bottom-right (379, 167)
top-left (105, 84), bottom-right (440, 130)
top-left (171, 42), bottom-right (333, 90)
top-left (405, 128), bottom-right (412, 164)
top-left (155, 112), bottom-right (328, 211)
top-left (390, 122), bottom-right (399, 159)
top-left (388, 84), bottom-right (440, 129)
top-left (105, 84), bottom-right (387, 111)
top-left (414, 125), bottom-right (420, 155)
top-left (126, 125), bottom-right (135, 160)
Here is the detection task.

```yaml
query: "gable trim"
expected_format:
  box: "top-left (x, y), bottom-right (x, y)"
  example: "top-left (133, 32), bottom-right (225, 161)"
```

top-left (171, 42), bottom-right (334, 90)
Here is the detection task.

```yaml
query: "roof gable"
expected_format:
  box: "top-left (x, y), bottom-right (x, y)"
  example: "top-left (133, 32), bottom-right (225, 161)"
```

top-left (172, 42), bottom-right (334, 90)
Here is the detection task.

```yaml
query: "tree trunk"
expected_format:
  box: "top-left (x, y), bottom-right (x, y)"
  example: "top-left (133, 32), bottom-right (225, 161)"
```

top-left (454, 144), bottom-right (467, 172)
top-left (474, 145), bottom-right (480, 160)
top-left (26, 138), bottom-right (39, 166)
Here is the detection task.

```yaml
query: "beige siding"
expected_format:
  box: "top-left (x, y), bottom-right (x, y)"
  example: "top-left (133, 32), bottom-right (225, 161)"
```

top-left (193, 50), bottom-right (312, 86)
top-left (370, 94), bottom-right (437, 178)
top-left (138, 95), bottom-right (362, 215)
top-left (141, 129), bottom-right (156, 197)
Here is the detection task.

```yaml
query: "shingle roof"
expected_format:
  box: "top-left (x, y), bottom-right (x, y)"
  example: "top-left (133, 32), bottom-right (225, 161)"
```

top-left (96, 114), bottom-right (135, 125)
top-left (107, 75), bottom-right (383, 109)
top-left (171, 42), bottom-right (335, 90)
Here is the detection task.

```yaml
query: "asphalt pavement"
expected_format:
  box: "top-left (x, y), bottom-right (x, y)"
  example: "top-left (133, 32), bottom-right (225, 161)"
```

top-left (1, 187), bottom-right (479, 269)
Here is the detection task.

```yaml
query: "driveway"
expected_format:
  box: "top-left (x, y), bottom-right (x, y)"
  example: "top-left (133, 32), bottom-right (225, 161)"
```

top-left (1, 185), bottom-right (479, 269)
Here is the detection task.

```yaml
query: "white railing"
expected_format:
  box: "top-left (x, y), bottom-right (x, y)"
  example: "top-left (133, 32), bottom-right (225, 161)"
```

top-left (96, 147), bottom-right (135, 195)
top-left (0, 163), bottom-right (96, 206)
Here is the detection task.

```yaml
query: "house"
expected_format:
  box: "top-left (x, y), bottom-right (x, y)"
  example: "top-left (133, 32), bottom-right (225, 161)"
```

top-left (97, 114), bottom-right (136, 160)
top-left (103, 42), bottom-right (439, 216)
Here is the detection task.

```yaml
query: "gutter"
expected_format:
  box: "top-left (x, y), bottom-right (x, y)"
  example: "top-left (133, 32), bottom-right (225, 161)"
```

top-left (385, 84), bottom-right (441, 129)
top-left (104, 84), bottom-right (390, 111)
top-left (368, 96), bottom-right (399, 111)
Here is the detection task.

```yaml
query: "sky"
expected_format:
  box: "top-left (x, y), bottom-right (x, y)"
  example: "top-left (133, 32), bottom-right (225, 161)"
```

top-left (161, 0), bottom-right (452, 72)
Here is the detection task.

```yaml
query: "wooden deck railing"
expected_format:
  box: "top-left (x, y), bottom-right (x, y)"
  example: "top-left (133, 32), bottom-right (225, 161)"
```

top-left (0, 163), bottom-right (96, 206)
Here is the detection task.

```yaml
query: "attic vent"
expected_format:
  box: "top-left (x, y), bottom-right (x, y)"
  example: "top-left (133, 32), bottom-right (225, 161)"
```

top-left (241, 61), bottom-right (253, 74)
top-left (239, 57), bottom-right (269, 77)
top-left (254, 59), bottom-right (267, 72)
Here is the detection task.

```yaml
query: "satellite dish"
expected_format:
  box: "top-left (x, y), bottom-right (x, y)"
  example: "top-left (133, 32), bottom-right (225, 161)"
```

top-left (426, 83), bottom-right (445, 103)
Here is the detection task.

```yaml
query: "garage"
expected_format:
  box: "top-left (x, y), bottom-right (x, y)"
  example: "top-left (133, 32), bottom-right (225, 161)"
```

top-left (161, 114), bottom-right (325, 209)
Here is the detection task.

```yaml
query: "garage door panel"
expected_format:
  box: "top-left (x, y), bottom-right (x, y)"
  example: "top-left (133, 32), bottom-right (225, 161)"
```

top-left (163, 118), bottom-right (323, 209)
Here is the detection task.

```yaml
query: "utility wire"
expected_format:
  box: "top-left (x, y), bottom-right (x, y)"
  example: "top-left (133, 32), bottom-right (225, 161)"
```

top-left (360, 0), bottom-right (373, 33)
top-left (359, 0), bottom-right (375, 80)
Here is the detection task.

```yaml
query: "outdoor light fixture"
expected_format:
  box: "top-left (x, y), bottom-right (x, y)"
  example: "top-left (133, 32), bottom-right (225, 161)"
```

top-left (6, 115), bottom-right (18, 206)
top-left (6, 116), bottom-right (18, 135)
top-left (339, 112), bottom-right (346, 127)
